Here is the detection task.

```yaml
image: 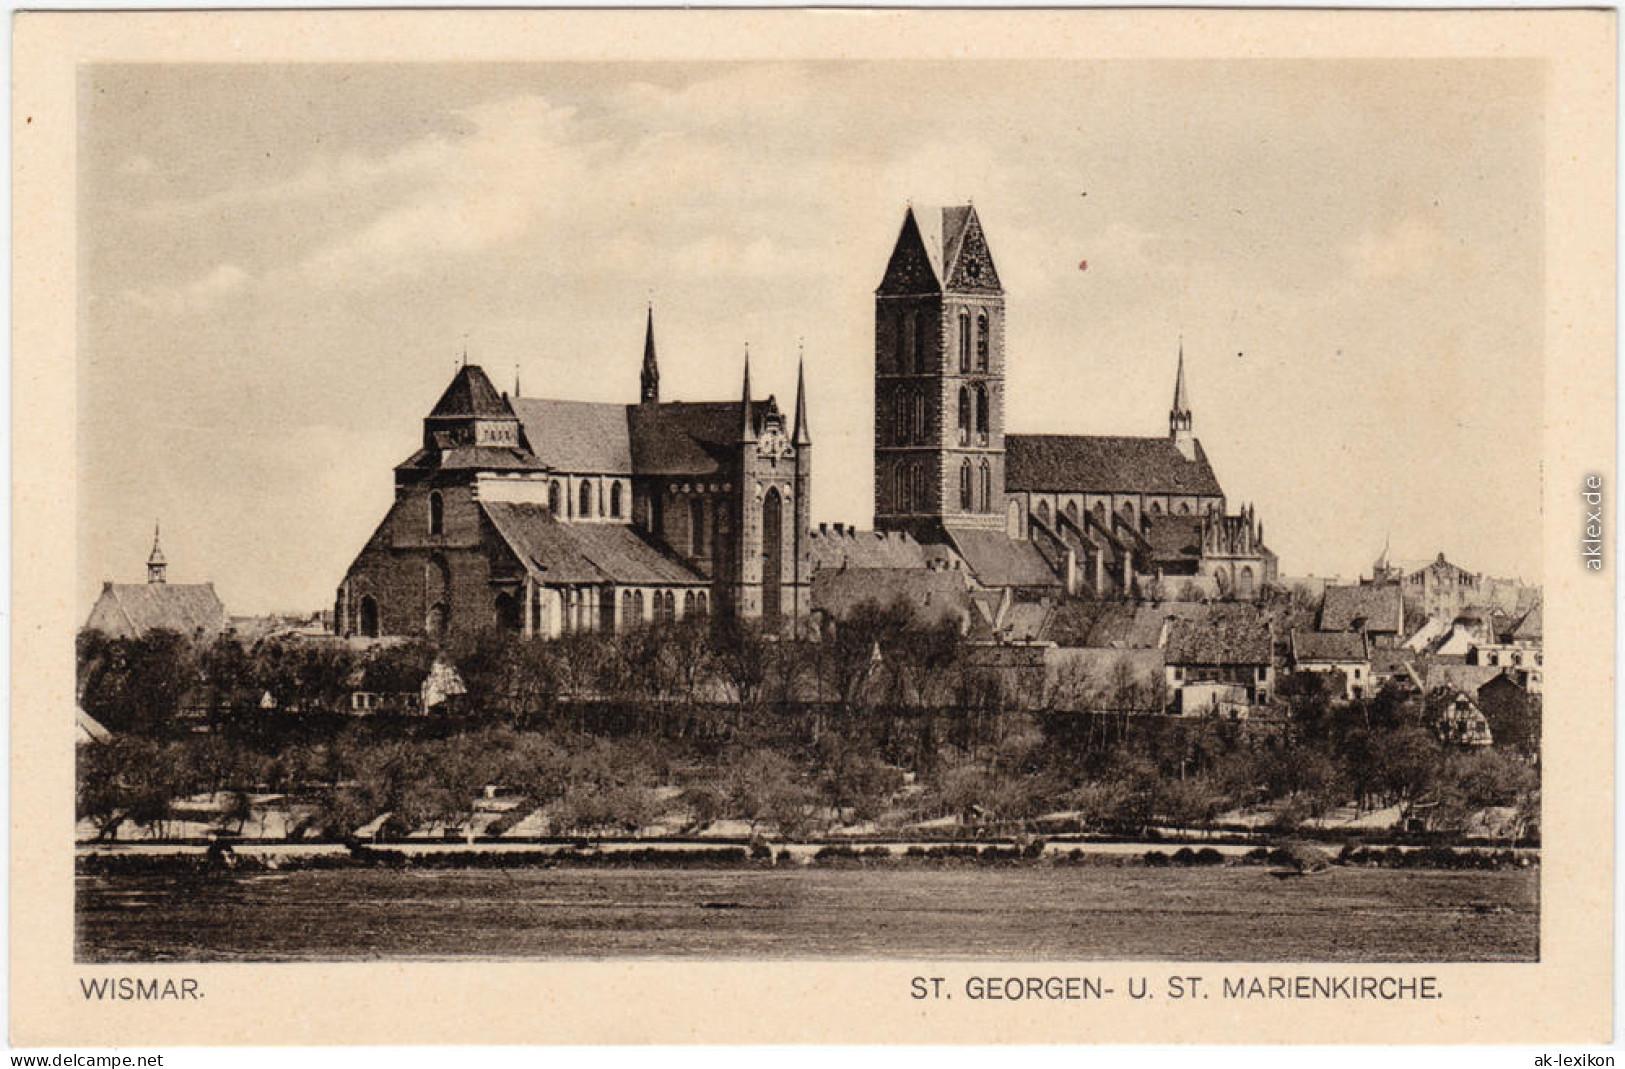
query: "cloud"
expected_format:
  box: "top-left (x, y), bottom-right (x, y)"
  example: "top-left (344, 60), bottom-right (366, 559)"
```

top-left (1345, 216), bottom-right (1459, 281)
top-left (122, 262), bottom-right (249, 314)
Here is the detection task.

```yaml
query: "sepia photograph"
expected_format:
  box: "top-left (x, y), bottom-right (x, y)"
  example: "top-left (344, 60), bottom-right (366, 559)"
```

top-left (12, 7), bottom-right (1615, 1048)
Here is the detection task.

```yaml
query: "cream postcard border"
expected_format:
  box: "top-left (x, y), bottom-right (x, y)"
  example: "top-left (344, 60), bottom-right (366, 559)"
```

top-left (12, 8), bottom-right (1616, 1046)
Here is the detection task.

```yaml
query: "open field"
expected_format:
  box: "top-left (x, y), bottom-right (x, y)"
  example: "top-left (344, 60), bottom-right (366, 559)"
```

top-left (77, 864), bottom-right (1537, 962)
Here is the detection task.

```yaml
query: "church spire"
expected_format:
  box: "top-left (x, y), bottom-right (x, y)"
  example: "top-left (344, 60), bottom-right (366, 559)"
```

top-left (739, 346), bottom-right (756, 443)
top-left (792, 347), bottom-right (811, 447)
top-left (1170, 339), bottom-right (1195, 459)
top-left (147, 521), bottom-right (167, 585)
top-left (640, 305), bottom-right (660, 404)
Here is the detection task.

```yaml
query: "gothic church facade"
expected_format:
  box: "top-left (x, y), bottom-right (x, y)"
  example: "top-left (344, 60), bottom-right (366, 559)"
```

top-left (866, 204), bottom-right (1275, 601)
top-left (334, 313), bottom-right (812, 641)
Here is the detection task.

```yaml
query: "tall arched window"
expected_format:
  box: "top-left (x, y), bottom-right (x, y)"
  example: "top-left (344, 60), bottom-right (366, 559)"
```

top-left (976, 312), bottom-right (989, 371)
top-left (1121, 501), bottom-right (1135, 524)
top-left (610, 482), bottom-right (623, 519)
top-left (910, 462), bottom-right (925, 512)
top-left (1006, 501), bottom-right (1022, 539)
top-left (958, 310), bottom-right (971, 372)
top-left (690, 497), bottom-right (705, 556)
top-left (665, 590), bottom-right (677, 621)
top-left (894, 464), bottom-right (909, 513)
top-left (579, 480), bottom-right (594, 518)
top-left (428, 491), bottom-right (444, 536)
top-left (549, 481), bottom-right (562, 518)
top-left (979, 460), bottom-right (992, 513)
top-left (913, 391), bottom-right (926, 442)
top-left (1036, 500), bottom-right (1051, 526)
top-left (894, 389), bottom-right (909, 443)
top-left (359, 596), bottom-right (379, 638)
top-left (1065, 501), bottom-right (1080, 526)
top-left (1092, 502), bottom-right (1106, 527)
top-left (959, 460), bottom-right (973, 511)
top-left (695, 591), bottom-right (708, 616)
top-left (957, 386), bottom-right (971, 445)
top-left (974, 385), bottom-right (989, 443)
top-left (632, 589), bottom-right (644, 622)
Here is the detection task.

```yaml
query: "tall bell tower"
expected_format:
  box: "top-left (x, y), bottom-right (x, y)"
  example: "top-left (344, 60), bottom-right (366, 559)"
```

top-left (873, 204), bottom-right (1006, 541)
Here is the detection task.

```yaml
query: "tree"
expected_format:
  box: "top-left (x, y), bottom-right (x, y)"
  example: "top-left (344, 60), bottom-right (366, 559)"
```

top-left (725, 747), bottom-right (810, 839)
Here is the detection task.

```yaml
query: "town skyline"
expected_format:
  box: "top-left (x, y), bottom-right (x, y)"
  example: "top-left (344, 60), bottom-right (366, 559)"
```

top-left (79, 60), bottom-right (1544, 615)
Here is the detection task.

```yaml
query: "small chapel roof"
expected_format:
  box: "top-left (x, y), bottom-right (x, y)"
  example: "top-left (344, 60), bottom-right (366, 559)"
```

top-left (1005, 434), bottom-right (1223, 497)
top-left (84, 582), bottom-right (227, 639)
top-left (427, 364), bottom-right (514, 420)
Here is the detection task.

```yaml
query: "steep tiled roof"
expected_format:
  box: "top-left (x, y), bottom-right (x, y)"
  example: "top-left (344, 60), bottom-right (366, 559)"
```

top-left (1417, 661), bottom-right (1501, 696)
top-left (1164, 609), bottom-right (1273, 666)
top-left (1292, 629), bottom-right (1368, 663)
top-left (481, 503), bottom-right (705, 586)
top-left (84, 583), bottom-right (227, 639)
top-left (1511, 603), bottom-right (1542, 641)
top-left (811, 567), bottom-right (971, 627)
top-left (1141, 514), bottom-right (1205, 565)
top-left (511, 399), bottom-right (633, 474)
top-left (428, 365), bottom-right (514, 419)
top-left (1319, 583), bottom-right (1404, 633)
top-left (944, 528), bottom-right (1062, 589)
top-left (1005, 434), bottom-right (1223, 496)
top-left (627, 400), bottom-right (772, 476)
top-left (808, 527), bottom-right (931, 572)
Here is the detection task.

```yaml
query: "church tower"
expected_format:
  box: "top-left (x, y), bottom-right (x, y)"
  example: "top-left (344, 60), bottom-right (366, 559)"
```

top-left (146, 521), bottom-right (167, 585)
top-left (873, 204), bottom-right (1006, 541)
top-left (727, 351), bottom-right (812, 628)
top-left (1170, 341), bottom-right (1195, 461)
top-left (640, 306), bottom-right (660, 404)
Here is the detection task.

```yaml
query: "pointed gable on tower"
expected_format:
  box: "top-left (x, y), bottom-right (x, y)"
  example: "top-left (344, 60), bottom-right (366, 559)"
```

top-left (942, 205), bottom-right (1002, 294)
top-left (877, 207), bottom-right (944, 296)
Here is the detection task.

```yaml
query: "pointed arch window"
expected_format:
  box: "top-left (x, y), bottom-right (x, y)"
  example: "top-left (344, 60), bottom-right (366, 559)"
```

top-left (910, 462), bottom-right (926, 513)
top-left (428, 491), bottom-right (444, 536)
top-left (913, 391), bottom-right (926, 443)
top-left (610, 482), bottom-right (624, 519)
top-left (959, 460), bottom-right (973, 511)
top-left (957, 386), bottom-right (971, 445)
top-left (974, 384), bottom-right (989, 444)
top-left (895, 464), bottom-right (909, 513)
top-left (579, 480), bottom-right (594, 518)
top-left (894, 389), bottom-right (909, 444)
top-left (979, 460), bottom-right (992, 513)
top-left (976, 312), bottom-right (989, 371)
top-left (1036, 500), bottom-right (1051, 526)
top-left (549, 481), bottom-right (562, 518)
top-left (958, 310), bottom-right (972, 373)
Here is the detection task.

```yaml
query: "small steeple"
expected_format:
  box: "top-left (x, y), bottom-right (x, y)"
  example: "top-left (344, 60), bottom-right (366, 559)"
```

top-left (514, 364), bottom-right (521, 399)
top-left (792, 345), bottom-right (811, 447)
top-left (1170, 339), bottom-right (1195, 459)
top-left (739, 346), bottom-right (756, 443)
top-left (147, 521), bottom-right (167, 585)
top-left (640, 305), bottom-right (660, 404)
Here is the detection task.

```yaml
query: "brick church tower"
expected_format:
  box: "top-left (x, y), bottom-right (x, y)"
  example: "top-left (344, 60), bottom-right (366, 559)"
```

top-left (873, 204), bottom-right (1006, 542)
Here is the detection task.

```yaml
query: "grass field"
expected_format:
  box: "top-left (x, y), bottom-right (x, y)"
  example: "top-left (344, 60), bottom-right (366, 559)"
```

top-left (77, 864), bottom-right (1537, 962)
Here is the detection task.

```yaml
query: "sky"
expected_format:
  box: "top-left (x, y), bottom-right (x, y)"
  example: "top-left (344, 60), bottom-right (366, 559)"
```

top-left (78, 60), bottom-right (1545, 616)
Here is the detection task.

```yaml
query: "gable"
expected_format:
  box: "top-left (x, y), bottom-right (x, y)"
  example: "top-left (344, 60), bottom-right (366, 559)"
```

top-left (943, 206), bottom-right (1002, 294)
top-left (877, 208), bottom-right (943, 296)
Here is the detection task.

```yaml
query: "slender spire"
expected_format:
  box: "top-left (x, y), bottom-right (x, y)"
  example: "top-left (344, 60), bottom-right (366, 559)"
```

top-left (1172, 337), bottom-right (1191, 414)
top-left (640, 305), bottom-right (660, 404)
top-left (739, 345), bottom-right (756, 442)
top-left (514, 364), bottom-right (521, 399)
top-left (792, 345), bottom-right (811, 447)
top-left (146, 521), bottom-right (167, 584)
